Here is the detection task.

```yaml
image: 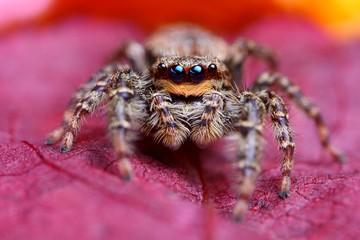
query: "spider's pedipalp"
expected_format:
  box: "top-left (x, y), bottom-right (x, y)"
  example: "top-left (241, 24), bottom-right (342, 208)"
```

top-left (190, 91), bottom-right (226, 147)
top-left (146, 92), bottom-right (190, 150)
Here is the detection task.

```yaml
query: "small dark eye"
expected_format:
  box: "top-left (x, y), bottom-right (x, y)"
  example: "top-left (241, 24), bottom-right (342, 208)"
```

top-left (169, 65), bottom-right (186, 83)
top-left (208, 64), bottom-right (217, 73)
top-left (189, 65), bottom-right (205, 83)
top-left (157, 63), bottom-right (167, 73)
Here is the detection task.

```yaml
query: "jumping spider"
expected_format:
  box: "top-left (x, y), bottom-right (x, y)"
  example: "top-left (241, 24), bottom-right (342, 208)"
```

top-left (45, 25), bottom-right (344, 220)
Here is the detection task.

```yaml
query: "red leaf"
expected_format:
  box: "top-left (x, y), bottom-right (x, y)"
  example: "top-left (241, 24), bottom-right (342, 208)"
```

top-left (0, 17), bottom-right (359, 239)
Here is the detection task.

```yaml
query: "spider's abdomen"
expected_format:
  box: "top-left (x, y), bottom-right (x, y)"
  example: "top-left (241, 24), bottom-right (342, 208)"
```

top-left (145, 24), bottom-right (229, 61)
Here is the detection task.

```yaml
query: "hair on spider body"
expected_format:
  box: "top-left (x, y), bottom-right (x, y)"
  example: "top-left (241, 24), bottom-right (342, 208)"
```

top-left (45, 24), bottom-right (344, 221)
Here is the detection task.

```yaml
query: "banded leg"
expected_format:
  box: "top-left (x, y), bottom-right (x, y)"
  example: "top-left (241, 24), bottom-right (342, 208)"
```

top-left (253, 72), bottom-right (345, 162)
top-left (148, 92), bottom-right (189, 150)
top-left (108, 71), bottom-right (138, 179)
top-left (233, 92), bottom-right (266, 221)
top-left (259, 91), bottom-right (295, 198)
top-left (108, 40), bottom-right (147, 73)
top-left (46, 65), bottom-right (136, 154)
top-left (227, 39), bottom-right (278, 85)
top-left (190, 91), bottom-right (225, 147)
top-left (45, 67), bottom-right (116, 146)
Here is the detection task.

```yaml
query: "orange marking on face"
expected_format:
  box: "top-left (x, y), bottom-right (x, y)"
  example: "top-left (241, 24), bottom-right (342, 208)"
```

top-left (154, 79), bottom-right (222, 97)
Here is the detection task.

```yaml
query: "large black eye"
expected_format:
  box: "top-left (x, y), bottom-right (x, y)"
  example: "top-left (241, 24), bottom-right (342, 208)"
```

top-left (169, 65), bottom-right (186, 83)
top-left (189, 65), bottom-right (205, 83)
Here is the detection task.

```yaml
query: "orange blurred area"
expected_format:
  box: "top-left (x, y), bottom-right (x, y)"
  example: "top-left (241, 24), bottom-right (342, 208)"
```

top-left (1, 0), bottom-right (360, 40)
top-left (273, 0), bottom-right (360, 40)
top-left (38, 0), bottom-right (279, 33)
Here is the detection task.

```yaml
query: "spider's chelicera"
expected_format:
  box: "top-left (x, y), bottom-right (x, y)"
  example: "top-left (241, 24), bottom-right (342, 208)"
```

top-left (45, 25), bottom-right (344, 220)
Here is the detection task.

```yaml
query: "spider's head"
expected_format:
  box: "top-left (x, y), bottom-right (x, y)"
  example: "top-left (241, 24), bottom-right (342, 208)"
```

top-left (150, 56), bottom-right (231, 97)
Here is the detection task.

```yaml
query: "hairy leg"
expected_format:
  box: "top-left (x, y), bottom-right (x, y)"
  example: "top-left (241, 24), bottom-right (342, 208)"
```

top-left (190, 91), bottom-right (226, 147)
top-left (232, 92), bottom-right (266, 221)
top-left (44, 65), bottom-right (118, 146)
top-left (145, 92), bottom-right (190, 150)
top-left (108, 69), bottom-right (140, 179)
top-left (252, 72), bottom-right (345, 162)
top-left (108, 40), bottom-right (147, 73)
top-left (227, 39), bottom-right (277, 85)
top-left (45, 64), bottom-right (137, 154)
top-left (258, 90), bottom-right (295, 198)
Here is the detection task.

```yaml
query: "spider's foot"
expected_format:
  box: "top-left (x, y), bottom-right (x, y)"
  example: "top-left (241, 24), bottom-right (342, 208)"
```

top-left (60, 144), bottom-right (71, 153)
top-left (119, 158), bottom-right (133, 180)
top-left (279, 175), bottom-right (291, 199)
top-left (232, 199), bottom-right (247, 222)
top-left (59, 132), bottom-right (74, 153)
top-left (44, 128), bottom-right (64, 145)
top-left (45, 137), bottom-right (57, 145)
top-left (278, 190), bottom-right (290, 199)
top-left (328, 146), bottom-right (346, 163)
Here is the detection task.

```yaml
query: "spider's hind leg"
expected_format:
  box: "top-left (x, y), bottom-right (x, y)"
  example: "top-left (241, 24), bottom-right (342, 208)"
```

top-left (108, 40), bottom-right (147, 73)
top-left (226, 39), bottom-right (278, 85)
top-left (252, 72), bottom-right (345, 162)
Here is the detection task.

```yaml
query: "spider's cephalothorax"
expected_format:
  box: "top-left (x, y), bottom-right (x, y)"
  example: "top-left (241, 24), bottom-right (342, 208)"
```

top-left (45, 25), bottom-right (344, 220)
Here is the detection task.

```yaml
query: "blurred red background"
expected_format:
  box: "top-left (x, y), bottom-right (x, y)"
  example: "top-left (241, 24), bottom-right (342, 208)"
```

top-left (1, 1), bottom-right (360, 240)
top-left (2, 0), bottom-right (360, 40)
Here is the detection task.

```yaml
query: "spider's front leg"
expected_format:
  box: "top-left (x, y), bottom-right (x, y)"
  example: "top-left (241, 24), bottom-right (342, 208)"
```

top-left (45, 64), bottom-right (140, 178)
top-left (232, 92), bottom-right (266, 221)
top-left (107, 68), bottom-right (140, 179)
top-left (258, 90), bottom-right (295, 199)
top-left (45, 64), bottom-right (119, 148)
